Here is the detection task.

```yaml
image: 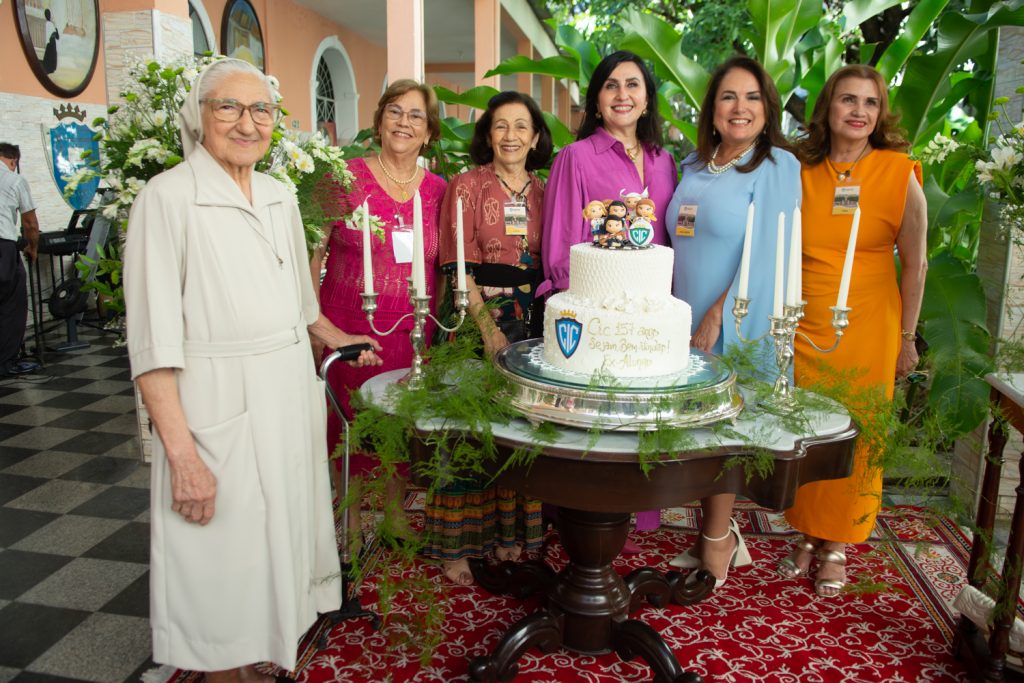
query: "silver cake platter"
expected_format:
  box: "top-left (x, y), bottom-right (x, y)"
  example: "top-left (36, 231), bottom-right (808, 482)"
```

top-left (494, 339), bottom-right (743, 431)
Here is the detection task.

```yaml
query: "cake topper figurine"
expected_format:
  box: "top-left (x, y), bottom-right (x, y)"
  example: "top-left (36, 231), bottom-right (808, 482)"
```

top-left (606, 200), bottom-right (629, 229)
top-left (583, 200), bottom-right (607, 241)
top-left (603, 214), bottom-right (627, 248)
top-left (584, 196), bottom-right (656, 250)
top-left (619, 188), bottom-right (649, 218)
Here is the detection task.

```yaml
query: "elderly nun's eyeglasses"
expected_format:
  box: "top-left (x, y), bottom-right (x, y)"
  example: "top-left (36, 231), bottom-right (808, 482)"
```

top-left (201, 98), bottom-right (283, 125)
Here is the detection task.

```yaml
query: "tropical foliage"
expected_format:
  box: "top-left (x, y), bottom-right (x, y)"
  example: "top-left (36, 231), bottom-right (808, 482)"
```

top-left (426, 0), bottom-right (1024, 439)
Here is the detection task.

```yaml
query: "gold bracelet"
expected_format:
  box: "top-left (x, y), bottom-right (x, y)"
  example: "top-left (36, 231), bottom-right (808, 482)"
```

top-left (901, 330), bottom-right (916, 341)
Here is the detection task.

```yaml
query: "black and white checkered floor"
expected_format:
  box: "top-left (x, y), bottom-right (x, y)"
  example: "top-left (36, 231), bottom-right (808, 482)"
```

top-left (0, 328), bottom-right (157, 682)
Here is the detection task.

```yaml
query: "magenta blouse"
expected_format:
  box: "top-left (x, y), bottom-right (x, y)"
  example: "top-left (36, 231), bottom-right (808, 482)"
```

top-left (539, 127), bottom-right (676, 295)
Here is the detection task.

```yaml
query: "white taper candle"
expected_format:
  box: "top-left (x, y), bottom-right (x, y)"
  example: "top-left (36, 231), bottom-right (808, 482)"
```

top-left (836, 206), bottom-right (860, 309)
top-left (412, 191), bottom-right (426, 296)
top-left (737, 201), bottom-right (754, 300)
top-left (773, 211), bottom-right (785, 317)
top-left (786, 205), bottom-right (801, 306)
top-left (456, 196), bottom-right (467, 291)
top-left (796, 206), bottom-right (802, 304)
top-left (361, 201), bottom-right (374, 295)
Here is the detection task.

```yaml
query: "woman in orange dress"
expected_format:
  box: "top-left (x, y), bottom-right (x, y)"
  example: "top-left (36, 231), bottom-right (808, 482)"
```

top-left (779, 65), bottom-right (927, 597)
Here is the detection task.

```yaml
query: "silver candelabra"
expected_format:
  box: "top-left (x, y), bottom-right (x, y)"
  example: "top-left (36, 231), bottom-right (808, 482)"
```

top-left (361, 279), bottom-right (469, 388)
top-left (732, 297), bottom-right (851, 407)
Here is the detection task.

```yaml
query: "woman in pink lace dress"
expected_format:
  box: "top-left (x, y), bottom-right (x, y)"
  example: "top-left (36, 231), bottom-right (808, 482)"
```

top-left (313, 80), bottom-right (446, 542)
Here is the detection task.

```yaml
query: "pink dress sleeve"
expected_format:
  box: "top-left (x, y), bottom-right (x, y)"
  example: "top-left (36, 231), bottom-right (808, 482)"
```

top-left (540, 145), bottom-right (587, 295)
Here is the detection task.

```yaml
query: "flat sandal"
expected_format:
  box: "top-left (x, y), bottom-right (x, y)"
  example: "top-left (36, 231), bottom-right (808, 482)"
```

top-left (777, 536), bottom-right (821, 579)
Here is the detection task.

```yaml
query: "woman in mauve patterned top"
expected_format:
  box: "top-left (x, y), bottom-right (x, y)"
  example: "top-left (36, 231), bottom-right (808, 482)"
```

top-left (427, 91), bottom-right (553, 585)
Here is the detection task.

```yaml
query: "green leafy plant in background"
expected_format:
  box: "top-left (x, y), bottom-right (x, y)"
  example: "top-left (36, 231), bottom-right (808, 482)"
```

top-left (457, 0), bottom-right (1024, 443)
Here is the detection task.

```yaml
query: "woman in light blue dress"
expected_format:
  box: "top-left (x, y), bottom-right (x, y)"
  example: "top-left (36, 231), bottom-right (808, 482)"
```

top-left (666, 56), bottom-right (801, 587)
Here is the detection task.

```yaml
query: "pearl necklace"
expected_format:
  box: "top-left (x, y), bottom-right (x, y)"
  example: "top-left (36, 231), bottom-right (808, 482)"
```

top-left (708, 142), bottom-right (757, 175)
top-left (377, 154), bottom-right (419, 201)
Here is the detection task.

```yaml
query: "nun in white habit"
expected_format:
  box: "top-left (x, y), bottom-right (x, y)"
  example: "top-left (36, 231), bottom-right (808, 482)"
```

top-left (125, 58), bottom-right (381, 681)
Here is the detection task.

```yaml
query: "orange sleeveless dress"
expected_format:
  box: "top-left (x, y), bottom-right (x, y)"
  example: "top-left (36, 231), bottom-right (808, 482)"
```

top-left (784, 149), bottom-right (922, 544)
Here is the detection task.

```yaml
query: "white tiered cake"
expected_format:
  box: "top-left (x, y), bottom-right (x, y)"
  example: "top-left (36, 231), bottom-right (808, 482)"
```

top-left (543, 244), bottom-right (691, 378)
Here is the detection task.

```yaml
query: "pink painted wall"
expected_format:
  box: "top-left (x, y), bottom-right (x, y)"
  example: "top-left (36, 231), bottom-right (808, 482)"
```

top-left (103, 0), bottom-right (187, 15)
top-left (202, 0), bottom-right (387, 131)
top-left (2, 0), bottom-right (387, 130)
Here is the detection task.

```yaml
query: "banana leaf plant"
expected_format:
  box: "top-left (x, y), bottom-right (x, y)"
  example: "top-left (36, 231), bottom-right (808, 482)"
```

top-left (468, 0), bottom-right (1023, 438)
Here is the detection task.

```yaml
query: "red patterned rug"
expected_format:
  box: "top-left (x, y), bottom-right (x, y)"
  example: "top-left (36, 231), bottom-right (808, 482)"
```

top-left (168, 500), bottom-right (978, 682)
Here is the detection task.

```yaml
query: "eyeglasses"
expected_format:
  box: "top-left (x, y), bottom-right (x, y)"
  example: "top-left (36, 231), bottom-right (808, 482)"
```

top-left (202, 98), bottom-right (282, 125)
top-left (383, 104), bottom-right (428, 126)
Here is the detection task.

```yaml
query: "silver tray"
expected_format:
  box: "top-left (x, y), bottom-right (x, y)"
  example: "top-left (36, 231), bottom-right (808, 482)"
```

top-left (493, 339), bottom-right (743, 431)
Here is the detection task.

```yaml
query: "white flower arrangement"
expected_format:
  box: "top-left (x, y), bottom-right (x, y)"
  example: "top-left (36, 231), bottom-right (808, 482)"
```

top-left (920, 134), bottom-right (960, 165)
top-left (61, 55), bottom-right (355, 315)
top-left (975, 98), bottom-right (1024, 234)
top-left (923, 95), bottom-right (1024, 237)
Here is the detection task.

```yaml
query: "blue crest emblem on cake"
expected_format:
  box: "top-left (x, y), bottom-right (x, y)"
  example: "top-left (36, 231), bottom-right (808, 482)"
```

top-left (627, 220), bottom-right (653, 247)
top-left (555, 310), bottom-right (582, 358)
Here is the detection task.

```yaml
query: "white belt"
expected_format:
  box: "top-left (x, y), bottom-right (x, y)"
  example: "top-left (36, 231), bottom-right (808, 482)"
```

top-left (183, 324), bottom-right (303, 358)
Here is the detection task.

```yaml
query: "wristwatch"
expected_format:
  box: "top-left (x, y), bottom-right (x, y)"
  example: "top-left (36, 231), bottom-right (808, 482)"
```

top-left (901, 329), bottom-right (916, 341)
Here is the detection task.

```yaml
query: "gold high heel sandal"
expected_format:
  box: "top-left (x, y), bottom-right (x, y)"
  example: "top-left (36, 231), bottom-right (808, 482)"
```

top-left (777, 536), bottom-right (821, 579)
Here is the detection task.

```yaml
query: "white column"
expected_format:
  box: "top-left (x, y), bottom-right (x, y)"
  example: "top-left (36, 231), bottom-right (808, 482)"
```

top-left (103, 0), bottom-right (192, 105)
top-left (386, 0), bottom-right (425, 82)
top-left (474, 0), bottom-right (501, 88)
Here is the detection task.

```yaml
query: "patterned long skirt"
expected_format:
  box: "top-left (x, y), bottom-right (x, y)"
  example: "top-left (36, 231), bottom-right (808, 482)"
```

top-left (422, 478), bottom-right (544, 561)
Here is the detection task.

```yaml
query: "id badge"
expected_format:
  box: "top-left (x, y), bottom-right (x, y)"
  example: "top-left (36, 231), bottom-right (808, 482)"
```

top-left (676, 204), bottom-right (697, 237)
top-left (832, 184), bottom-right (860, 215)
top-left (391, 216), bottom-right (413, 264)
top-left (504, 200), bottom-right (528, 236)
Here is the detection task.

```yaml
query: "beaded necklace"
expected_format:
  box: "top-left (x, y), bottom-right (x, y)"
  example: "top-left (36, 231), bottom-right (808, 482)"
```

top-left (708, 142), bottom-right (757, 175)
top-left (377, 154), bottom-right (419, 201)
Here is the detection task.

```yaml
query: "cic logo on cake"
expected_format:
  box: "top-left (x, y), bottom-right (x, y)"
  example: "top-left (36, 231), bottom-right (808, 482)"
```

top-left (628, 223), bottom-right (653, 247)
top-left (555, 310), bottom-right (582, 358)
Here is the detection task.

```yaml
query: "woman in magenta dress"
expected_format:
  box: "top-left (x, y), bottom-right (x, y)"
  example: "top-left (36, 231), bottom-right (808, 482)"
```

top-left (313, 80), bottom-right (446, 542)
top-left (541, 50), bottom-right (676, 550)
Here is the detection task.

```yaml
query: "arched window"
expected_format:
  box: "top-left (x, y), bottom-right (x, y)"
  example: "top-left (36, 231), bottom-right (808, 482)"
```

top-left (315, 57), bottom-right (336, 142)
top-left (309, 38), bottom-right (358, 144)
top-left (188, 1), bottom-right (215, 57)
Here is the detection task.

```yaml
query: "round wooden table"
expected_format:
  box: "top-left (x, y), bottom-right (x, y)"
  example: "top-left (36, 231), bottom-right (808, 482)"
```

top-left (363, 370), bottom-right (859, 683)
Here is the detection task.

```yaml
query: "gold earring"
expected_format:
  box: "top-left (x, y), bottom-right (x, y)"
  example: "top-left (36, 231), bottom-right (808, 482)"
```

top-left (596, 111), bottom-right (602, 120)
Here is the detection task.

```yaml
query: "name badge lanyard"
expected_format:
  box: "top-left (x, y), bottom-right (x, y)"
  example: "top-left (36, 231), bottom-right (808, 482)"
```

top-left (497, 173), bottom-right (531, 241)
top-left (675, 168), bottom-right (724, 238)
top-left (390, 207), bottom-right (414, 264)
top-left (826, 151), bottom-right (868, 216)
top-left (496, 174), bottom-right (536, 326)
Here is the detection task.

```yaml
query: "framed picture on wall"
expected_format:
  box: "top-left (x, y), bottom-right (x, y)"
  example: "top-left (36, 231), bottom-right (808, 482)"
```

top-left (13, 0), bottom-right (101, 98)
top-left (221, 0), bottom-right (265, 72)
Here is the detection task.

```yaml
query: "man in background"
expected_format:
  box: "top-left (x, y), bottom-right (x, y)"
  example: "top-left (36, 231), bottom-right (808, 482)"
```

top-left (0, 143), bottom-right (41, 377)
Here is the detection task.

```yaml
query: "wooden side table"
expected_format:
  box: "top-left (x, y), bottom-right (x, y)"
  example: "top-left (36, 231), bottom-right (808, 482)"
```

top-left (957, 373), bottom-right (1024, 681)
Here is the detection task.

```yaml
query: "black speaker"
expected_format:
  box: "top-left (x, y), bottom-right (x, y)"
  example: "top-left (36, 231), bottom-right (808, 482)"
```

top-left (48, 277), bottom-right (89, 319)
